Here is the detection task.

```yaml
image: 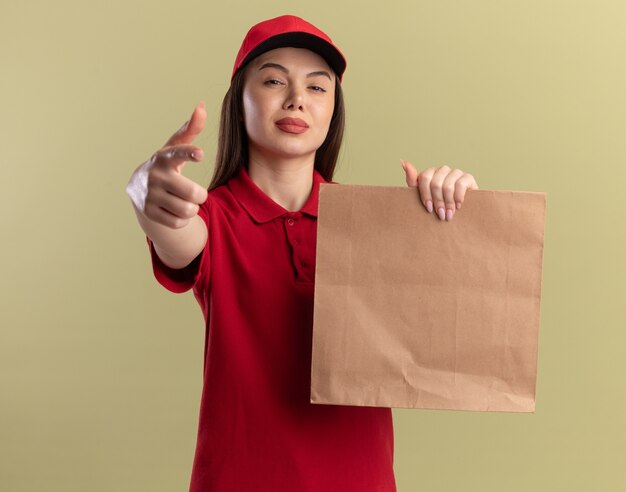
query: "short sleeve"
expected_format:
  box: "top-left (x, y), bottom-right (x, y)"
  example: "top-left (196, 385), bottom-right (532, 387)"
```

top-left (145, 199), bottom-right (211, 294)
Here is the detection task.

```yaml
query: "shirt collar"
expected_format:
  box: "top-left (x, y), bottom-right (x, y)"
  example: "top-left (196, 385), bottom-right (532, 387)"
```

top-left (228, 164), bottom-right (330, 223)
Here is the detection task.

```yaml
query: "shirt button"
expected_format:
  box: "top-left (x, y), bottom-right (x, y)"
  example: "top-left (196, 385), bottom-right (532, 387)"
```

top-left (287, 218), bottom-right (295, 226)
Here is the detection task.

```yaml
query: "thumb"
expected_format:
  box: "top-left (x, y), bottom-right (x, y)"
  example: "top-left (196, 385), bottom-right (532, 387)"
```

top-left (164, 101), bottom-right (207, 148)
top-left (401, 159), bottom-right (420, 187)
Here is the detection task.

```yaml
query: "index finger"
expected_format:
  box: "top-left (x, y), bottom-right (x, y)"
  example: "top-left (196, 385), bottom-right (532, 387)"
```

top-left (164, 101), bottom-right (207, 147)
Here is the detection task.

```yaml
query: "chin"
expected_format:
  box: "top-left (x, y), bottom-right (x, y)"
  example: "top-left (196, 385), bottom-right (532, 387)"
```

top-left (271, 146), bottom-right (318, 159)
top-left (252, 138), bottom-right (321, 159)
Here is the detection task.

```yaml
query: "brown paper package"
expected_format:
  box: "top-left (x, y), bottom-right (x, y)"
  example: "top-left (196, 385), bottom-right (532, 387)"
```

top-left (310, 185), bottom-right (547, 413)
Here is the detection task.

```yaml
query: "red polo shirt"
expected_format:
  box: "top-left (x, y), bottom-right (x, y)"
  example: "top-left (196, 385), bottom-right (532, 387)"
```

top-left (146, 164), bottom-right (396, 492)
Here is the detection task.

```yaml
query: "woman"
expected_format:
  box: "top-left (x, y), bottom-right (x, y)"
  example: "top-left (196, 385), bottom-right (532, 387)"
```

top-left (126, 14), bottom-right (478, 492)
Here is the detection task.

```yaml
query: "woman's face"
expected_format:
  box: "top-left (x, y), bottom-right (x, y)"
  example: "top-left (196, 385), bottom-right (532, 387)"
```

top-left (242, 47), bottom-right (336, 162)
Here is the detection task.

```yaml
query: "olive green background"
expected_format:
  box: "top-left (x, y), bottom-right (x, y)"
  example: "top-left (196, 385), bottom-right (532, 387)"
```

top-left (1, 0), bottom-right (624, 490)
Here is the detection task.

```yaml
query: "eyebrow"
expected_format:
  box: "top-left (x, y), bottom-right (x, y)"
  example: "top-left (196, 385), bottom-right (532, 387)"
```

top-left (258, 62), bottom-right (333, 81)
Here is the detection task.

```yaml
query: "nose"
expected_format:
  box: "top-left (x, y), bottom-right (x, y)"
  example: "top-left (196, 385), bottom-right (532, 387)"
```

top-left (283, 84), bottom-right (304, 110)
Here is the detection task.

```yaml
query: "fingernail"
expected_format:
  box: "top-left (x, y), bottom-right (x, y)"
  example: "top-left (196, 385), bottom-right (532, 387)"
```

top-left (437, 207), bottom-right (445, 220)
top-left (456, 201), bottom-right (462, 210)
top-left (446, 208), bottom-right (453, 221)
top-left (426, 200), bottom-right (433, 213)
top-left (400, 159), bottom-right (406, 170)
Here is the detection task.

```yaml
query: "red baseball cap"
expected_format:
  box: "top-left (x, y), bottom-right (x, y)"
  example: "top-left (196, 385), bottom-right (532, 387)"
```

top-left (231, 15), bottom-right (347, 84)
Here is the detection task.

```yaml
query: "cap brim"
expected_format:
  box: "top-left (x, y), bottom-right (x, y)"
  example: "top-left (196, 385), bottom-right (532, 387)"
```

top-left (238, 32), bottom-right (346, 83)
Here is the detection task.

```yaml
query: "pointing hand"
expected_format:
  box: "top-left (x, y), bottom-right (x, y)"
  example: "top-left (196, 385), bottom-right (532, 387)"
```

top-left (126, 102), bottom-right (209, 229)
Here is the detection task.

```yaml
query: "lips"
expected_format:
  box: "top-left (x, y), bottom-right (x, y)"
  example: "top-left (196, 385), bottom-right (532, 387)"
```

top-left (275, 117), bottom-right (309, 134)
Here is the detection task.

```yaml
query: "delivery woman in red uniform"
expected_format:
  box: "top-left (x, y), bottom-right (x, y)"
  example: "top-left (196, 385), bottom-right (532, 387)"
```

top-left (126, 14), bottom-right (478, 492)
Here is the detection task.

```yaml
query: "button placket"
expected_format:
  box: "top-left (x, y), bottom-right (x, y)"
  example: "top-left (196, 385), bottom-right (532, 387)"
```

top-left (283, 213), bottom-right (308, 281)
top-left (284, 214), bottom-right (301, 248)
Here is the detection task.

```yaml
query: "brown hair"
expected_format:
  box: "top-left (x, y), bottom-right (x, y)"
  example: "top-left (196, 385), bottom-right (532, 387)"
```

top-left (207, 65), bottom-right (345, 191)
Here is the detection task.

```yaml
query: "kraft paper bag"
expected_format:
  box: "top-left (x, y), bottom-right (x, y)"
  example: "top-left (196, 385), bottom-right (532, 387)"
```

top-left (310, 184), bottom-right (546, 413)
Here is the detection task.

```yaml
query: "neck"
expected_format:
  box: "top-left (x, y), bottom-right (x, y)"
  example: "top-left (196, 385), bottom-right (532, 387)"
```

top-left (246, 149), bottom-right (315, 212)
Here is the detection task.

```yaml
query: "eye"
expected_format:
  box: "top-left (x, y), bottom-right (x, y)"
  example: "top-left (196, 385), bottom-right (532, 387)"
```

top-left (310, 86), bottom-right (327, 93)
top-left (264, 79), bottom-right (283, 86)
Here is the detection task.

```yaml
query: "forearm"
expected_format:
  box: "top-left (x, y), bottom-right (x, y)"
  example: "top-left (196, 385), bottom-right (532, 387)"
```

top-left (131, 202), bottom-right (207, 269)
